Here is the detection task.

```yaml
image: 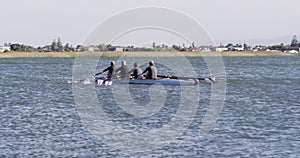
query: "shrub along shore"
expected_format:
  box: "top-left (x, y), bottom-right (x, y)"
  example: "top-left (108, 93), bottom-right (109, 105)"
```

top-left (0, 51), bottom-right (296, 58)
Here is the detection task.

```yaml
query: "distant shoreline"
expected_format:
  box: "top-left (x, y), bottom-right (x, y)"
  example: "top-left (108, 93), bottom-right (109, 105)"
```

top-left (0, 51), bottom-right (297, 58)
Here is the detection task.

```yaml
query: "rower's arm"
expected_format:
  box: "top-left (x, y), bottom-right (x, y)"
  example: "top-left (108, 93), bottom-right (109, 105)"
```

top-left (127, 68), bottom-right (134, 74)
top-left (95, 67), bottom-right (109, 76)
top-left (142, 67), bottom-right (149, 74)
top-left (95, 72), bottom-right (102, 76)
top-left (116, 67), bottom-right (122, 74)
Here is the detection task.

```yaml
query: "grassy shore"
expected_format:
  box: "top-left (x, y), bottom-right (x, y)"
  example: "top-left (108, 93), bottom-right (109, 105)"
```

top-left (0, 51), bottom-right (296, 58)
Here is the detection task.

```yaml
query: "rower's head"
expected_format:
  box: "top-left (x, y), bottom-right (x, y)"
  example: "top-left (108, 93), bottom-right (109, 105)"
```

top-left (149, 60), bottom-right (155, 66)
top-left (110, 61), bottom-right (115, 66)
top-left (121, 60), bottom-right (126, 66)
top-left (134, 62), bottom-right (138, 67)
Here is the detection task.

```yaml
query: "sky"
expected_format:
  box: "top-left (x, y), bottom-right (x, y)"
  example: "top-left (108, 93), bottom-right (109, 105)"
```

top-left (0, 0), bottom-right (300, 47)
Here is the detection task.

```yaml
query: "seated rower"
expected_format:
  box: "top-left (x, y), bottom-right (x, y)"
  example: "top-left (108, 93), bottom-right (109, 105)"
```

top-left (116, 60), bottom-right (129, 78)
top-left (94, 61), bottom-right (117, 79)
top-left (94, 61), bottom-right (116, 85)
top-left (141, 60), bottom-right (157, 80)
top-left (128, 62), bottom-right (144, 79)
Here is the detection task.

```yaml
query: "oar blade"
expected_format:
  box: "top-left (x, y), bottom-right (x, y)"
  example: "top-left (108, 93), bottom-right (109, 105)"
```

top-left (204, 77), bottom-right (216, 83)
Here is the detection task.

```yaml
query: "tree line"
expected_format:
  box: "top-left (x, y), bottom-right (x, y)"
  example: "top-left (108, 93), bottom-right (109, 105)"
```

top-left (2, 35), bottom-right (300, 52)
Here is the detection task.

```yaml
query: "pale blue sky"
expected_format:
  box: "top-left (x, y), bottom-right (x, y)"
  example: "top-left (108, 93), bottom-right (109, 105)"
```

top-left (0, 0), bottom-right (299, 46)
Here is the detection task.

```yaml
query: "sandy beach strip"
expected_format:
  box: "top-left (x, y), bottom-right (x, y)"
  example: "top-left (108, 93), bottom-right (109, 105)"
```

top-left (0, 51), bottom-right (296, 58)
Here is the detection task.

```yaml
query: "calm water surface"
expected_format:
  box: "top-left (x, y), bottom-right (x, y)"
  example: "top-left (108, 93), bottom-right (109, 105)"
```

top-left (0, 56), bottom-right (299, 157)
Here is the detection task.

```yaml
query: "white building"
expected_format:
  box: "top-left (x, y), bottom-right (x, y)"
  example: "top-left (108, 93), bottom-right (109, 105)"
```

top-left (0, 46), bottom-right (10, 52)
top-left (217, 47), bottom-right (228, 52)
top-left (108, 47), bottom-right (124, 52)
top-left (198, 46), bottom-right (212, 52)
top-left (285, 50), bottom-right (299, 54)
top-left (87, 46), bottom-right (100, 52)
top-left (233, 46), bottom-right (244, 51)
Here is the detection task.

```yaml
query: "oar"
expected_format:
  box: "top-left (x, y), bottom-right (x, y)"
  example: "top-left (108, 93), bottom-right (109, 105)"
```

top-left (67, 75), bottom-right (94, 84)
top-left (157, 75), bottom-right (216, 83)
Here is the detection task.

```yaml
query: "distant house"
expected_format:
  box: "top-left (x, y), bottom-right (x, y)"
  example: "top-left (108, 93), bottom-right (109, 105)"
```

top-left (189, 47), bottom-right (199, 52)
top-left (285, 50), bottom-right (299, 54)
top-left (87, 46), bottom-right (100, 52)
top-left (198, 46), bottom-right (213, 52)
top-left (210, 46), bottom-right (228, 52)
top-left (284, 47), bottom-right (299, 54)
top-left (108, 47), bottom-right (124, 52)
top-left (40, 45), bottom-right (52, 52)
top-left (252, 45), bottom-right (268, 52)
top-left (284, 47), bottom-right (300, 53)
top-left (0, 46), bottom-right (10, 52)
top-left (206, 44), bottom-right (230, 52)
top-left (233, 46), bottom-right (244, 51)
top-left (75, 45), bottom-right (84, 52)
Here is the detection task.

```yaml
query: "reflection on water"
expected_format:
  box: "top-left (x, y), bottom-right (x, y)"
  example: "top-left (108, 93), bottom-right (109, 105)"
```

top-left (0, 56), bottom-right (299, 157)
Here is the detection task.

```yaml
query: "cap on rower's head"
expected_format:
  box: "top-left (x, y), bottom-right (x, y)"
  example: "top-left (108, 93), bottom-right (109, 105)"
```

top-left (149, 60), bottom-right (155, 66)
top-left (134, 62), bottom-right (139, 67)
top-left (111, 61), bottom-right (115, 66)
top-left (121, 60), bottom-right (126, 66)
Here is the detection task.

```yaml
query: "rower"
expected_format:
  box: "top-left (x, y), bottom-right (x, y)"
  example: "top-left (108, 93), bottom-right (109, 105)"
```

top-left (128, 62), bottom-right (144, 79)
top-left (116, 60), bottom-right (129, 78)
top-left (94, 61), bottom-right (117, 79)
top-left (141, 60), bottom-right (157, 79)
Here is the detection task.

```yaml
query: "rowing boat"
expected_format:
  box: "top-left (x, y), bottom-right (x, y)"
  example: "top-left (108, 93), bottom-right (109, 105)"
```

top-left (94, 76), bottom-right (215, 86)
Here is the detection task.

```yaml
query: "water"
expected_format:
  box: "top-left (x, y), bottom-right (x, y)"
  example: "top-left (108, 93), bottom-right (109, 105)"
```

top-left (0, 56), bottom-right (299, 157)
